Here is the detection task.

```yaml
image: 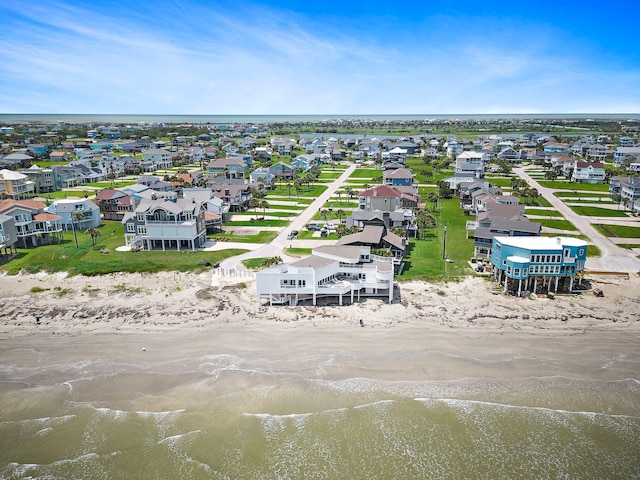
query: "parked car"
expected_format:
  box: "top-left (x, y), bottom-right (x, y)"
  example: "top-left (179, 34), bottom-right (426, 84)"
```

top-left (287, 229), bottom-right (299, 240)
top-left (326, 222), bottom-right (336, 231)
top-left (306, 223), bottom-right (321, 231)
top-left (320, 228), bottom-right (329, 238)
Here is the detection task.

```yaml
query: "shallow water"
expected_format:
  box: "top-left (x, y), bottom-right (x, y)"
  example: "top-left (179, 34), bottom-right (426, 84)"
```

top-left (1, 350), bottom-right (639, 479)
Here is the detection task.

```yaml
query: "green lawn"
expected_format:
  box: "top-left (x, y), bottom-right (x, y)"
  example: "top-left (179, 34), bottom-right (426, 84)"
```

top-left (486, 177), bottom-right (512, 187)
top-left (261, 203), bottom-right (307, 211)
top-left (538, 218), bottom-right (578, 231)
top-left (399, 199), bottom-right (474, 280)
top-left (517, 196), bottom-right (552, 207)
top-left (617, 244), bottom-right (640, 250)
top-left (568, 206), bottom-right (630, 217)
top-left (348, 168), bottom-right (381, 179)
top-left (269, 184), bottom-right (328, 198)
top-left (1, 222), bottom-right (246, 275)
top-left (593, 224), bottom-right (640, 238)
top-left (536, 181), bottom-right (609, 192)
top-left (84, 181), bottom-right (135, 188)
top-left (212, 230), bottom-right (278, 244)
top-left (553, 191), bottom-right (608, 198)
top-left (525, 208), bottom-right (564, 217)
top-left (225, 219), bottom-right (289, 227)
top-left (38, 191), bottom-right (89, 200)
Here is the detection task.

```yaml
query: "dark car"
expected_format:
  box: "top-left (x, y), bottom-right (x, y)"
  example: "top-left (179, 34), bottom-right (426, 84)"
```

top-left (306, 223), bottom-right (321, 231)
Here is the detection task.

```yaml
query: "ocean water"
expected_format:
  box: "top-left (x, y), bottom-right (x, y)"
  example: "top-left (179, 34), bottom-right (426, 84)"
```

top-left (1, 113), bottom-right (639, 125)
top-left (1, 350), bottom-right (639, 479)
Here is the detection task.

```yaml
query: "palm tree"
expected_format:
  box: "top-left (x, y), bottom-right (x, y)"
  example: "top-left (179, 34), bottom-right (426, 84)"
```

top-left (345, 186), bottom-right (355, 199)
top-left (335, 209), bottom-right (345, 223)
top-left (259, 200), bottom-right (269, 218)
top-left (249, 197), bottom-right (260, 214)
top-left (85, 227), bottom-right (101, 250)
top-left (427, 192), bottom-right (439, 211)
top-left (415, 209), bottom-right (436, 239)
top-left (71, 211), bottom-right (84, 248)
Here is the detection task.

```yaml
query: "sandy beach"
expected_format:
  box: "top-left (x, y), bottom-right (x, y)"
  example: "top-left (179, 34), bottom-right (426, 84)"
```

top-left (1, 271), bottom-right (640, 479)
top-left (1, 271), bottom-right (639, 381)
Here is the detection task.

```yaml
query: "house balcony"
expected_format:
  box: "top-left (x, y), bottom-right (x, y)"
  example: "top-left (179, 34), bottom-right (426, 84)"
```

top-left (17, 225), bottom-right (64, 236)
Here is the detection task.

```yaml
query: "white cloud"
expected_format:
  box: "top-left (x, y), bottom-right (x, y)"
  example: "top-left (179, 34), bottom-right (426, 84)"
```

top-left (0, 1), bottom-right (638, 114)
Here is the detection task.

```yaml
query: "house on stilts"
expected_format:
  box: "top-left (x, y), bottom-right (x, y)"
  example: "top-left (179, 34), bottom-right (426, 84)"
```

top-left (490, 236), bottom-right (588, 296)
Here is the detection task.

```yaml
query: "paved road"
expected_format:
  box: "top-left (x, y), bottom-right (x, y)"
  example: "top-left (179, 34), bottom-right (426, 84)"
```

top-left (218, 164), bottom-right (356, 270)
top-left (514, 167), bottom-right (640, 273)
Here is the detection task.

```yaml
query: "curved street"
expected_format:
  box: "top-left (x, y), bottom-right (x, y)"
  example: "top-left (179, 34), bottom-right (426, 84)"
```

top-left (513, 167), bottom-right (640, 273)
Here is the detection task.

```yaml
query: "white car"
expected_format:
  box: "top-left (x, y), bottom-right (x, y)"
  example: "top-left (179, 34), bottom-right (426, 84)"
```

top-left (326, 222), bottom-right (336, 231)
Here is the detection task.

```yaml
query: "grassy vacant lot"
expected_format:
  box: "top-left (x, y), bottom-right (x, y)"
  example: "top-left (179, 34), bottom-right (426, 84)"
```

top-left (593, 224), bottom-right (640, 238)
top-left (1, 223), bottom-right (247, 275)
top-left (348, 168), bottom-right (382, 179)
top-left (536, 181), bottom-right (609, 192)
top-left (400, 198), bottom-right (474, 280)
top-left (538, 218), bottom-right (578, 231)
top-left (525, 208), bottom-right (564, 217)
top-left (269, 184), bottom-right (328, 198)
top-left (568, 206), bottom-right (630, 217)
top-left (212, 230), bottom-right (278, 244)
top-left (225, 219), bottom-right (289, 227)
top-left (553, 191), bottom-right (609, 198)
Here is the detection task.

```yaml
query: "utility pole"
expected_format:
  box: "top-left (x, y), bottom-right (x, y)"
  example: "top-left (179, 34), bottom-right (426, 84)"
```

top-left (442, 224), bottom-right (447, 260)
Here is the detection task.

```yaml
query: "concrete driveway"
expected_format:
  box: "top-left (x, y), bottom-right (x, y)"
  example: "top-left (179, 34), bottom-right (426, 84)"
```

top-left (514, 167), bottom-right (640, 273)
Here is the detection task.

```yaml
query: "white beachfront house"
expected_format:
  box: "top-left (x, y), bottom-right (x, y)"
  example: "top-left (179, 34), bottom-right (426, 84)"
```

top-left (256, 245), bottom-right (395, 306)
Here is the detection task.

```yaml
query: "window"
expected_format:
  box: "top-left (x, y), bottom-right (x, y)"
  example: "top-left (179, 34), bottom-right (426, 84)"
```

top-left (579, 249), bottom-right (584, 256)
top-left (137, 226), bottom-right (147, 234)
top-left (137, 213), bottom-right (144, 222)
top-left (297, 280), bottom-right (306, 287)
top-left (126, 223), bottom-right (135, 233)
top-left (507, 266), bottom-right (512, 274)
top-left (514, 268), bottom-right (520, 276)
top-left (523, 268), bottom-right (528, 276)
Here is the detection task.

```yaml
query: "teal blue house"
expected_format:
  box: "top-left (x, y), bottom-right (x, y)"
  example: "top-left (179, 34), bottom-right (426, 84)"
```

top-left (491, 236), bottom-right (588, 296)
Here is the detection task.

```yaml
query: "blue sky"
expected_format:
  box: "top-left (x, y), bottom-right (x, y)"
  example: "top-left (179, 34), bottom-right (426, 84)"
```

top-left (1, 0), bottom-right (639, 114)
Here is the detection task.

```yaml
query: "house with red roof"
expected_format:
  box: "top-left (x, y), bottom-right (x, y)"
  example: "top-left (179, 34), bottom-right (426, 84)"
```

top-left (358, 185), bottom-right (419, 212)
top-left (571, 161), bottom-right (605, 184)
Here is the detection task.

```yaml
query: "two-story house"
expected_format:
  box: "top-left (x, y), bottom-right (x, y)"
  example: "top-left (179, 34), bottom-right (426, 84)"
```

top-left (0, 213), bottom-right (18, 255)
top-left (571, 161), bottom-right (605, 184)
top-left (0, 169), bottom-right (35, 199)
top-left (256, 245), bottom-right (395, 306)
top-left (142, 148), bottom-right (173, 169)
top-left (613, 147), bottom-right (640, 167)
top-left (122, 196), bottom-right (207, 251)
top-left (210, 183), bottom-right (253, 212)
top-left (490, 236), bottom-right (588, 296)
top-left (46, 198), bottom-right (101, 231)
top-left (95, 188), bottom-right (136, 221)
top-left (20, 165), bottom-right (57, 194)
top-left (0, 199), bottom-right (63, 248)
top-left (207, 158), bottom-right (248, 179)
top-left (359, 185), bottom-right (419, 212)
top-left (382, 168), bottom-right (418, 193)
